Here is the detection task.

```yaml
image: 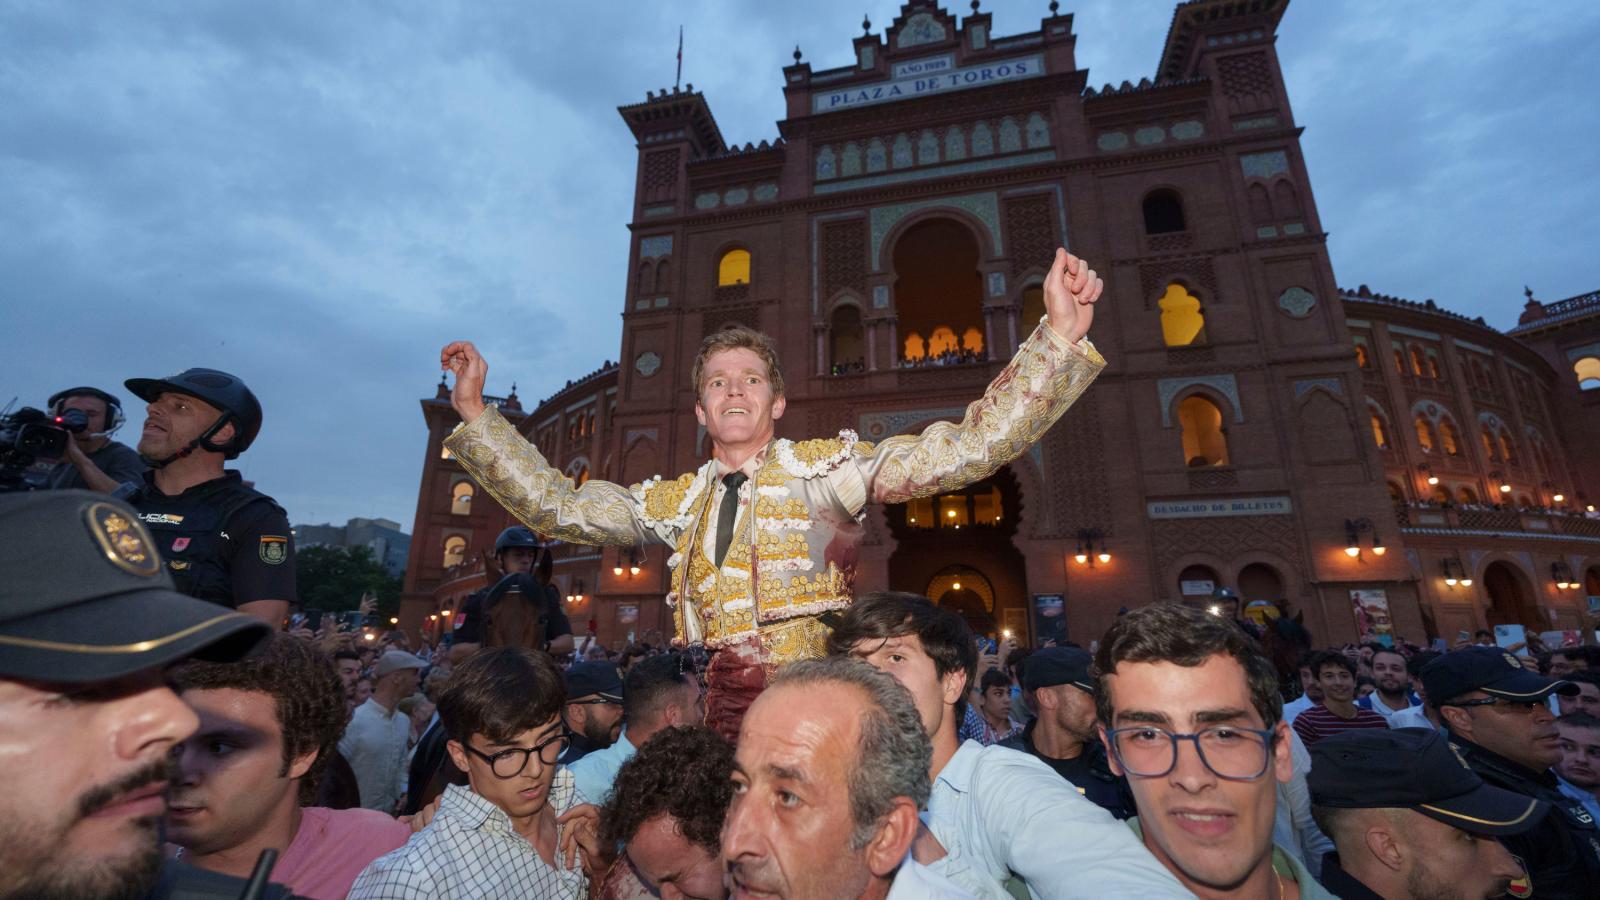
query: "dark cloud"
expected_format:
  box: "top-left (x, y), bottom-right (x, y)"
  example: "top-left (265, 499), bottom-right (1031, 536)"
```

top-left (3, 1), bottom-right (1593, 528)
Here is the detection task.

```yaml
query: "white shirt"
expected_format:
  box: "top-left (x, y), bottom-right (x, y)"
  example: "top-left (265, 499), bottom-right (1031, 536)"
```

top-left (922, 740), bottom-right (1191, 899)
top-left (564, 730), bottom-right (635, 806)
top-left (1358, 690), bottom-right (1419, 722)
top-left (1387, 705), bottom-right (1440, 731)
top-left (339, 698), bottom-right (413, 812)
top-left (1282, 694), bottom-right (1316, 725)
top-left (1272, 729), bottom-right (1334, 878)
top-left (889, 856), bottom-right (980, 899)
top-left (348, 774), bottom-right (589, 900)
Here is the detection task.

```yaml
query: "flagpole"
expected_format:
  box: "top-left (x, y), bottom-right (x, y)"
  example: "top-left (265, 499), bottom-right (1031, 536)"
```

top-left (675, 25), bottom-right (683, 91)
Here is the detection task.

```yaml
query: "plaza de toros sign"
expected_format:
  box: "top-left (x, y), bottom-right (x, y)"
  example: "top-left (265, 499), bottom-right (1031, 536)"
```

top-left (812, 54), bottom-right (1045, 115)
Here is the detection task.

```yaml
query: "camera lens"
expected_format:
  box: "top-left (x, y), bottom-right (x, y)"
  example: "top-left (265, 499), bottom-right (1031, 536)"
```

top-left (56, 409), bottom-right (89, 432)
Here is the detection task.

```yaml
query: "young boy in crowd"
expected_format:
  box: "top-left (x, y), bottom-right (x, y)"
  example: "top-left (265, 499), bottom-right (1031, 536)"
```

top-left (169, 632), bottom-right (411, 899)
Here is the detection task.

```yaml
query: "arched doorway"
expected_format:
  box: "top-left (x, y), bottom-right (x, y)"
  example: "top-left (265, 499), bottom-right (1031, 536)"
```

top-left (893, 218), bottom-right (984, 365)
top-left (1177, 564), bottom-right (1222, 606)
top-left (1482, 561), bottom-right (1541, 630)
top-left (887, 467), bottom-right (1026, 641)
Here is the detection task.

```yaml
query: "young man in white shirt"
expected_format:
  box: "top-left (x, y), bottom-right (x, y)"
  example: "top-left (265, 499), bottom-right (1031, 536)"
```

top-left (1355, 647), bottom-right (1420, 722)
top-left (351, 648), bottom-right (589, 899)
top-left (829, 592), bottom-right (1189, 899)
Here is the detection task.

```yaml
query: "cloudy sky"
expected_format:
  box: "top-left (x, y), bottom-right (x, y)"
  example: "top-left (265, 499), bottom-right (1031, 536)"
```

top-left (4, 1), bottom-right (1595, 530)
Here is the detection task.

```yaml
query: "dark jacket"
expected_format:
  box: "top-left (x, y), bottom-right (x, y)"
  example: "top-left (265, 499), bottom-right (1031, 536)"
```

top-left (1000, 719), bottom-right (1135, 819)
top-left (1452, 733), bottom-right (1600, 899)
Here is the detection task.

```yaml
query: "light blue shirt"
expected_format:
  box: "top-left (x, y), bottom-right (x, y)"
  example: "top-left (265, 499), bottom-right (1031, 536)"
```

top-left (923, 740), bottom-right (1192, 899)
top-left (1558, 774), bottom-right (1600, 823)
top-left (564, 729), bottom-right (635, 805)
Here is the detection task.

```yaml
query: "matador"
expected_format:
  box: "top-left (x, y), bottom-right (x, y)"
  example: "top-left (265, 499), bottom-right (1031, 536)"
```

top-left (441, 248), bottom-right (1105, 739)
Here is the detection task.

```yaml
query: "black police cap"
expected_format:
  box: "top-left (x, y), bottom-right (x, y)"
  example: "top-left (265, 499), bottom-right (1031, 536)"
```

top-left (0, 491), bottom-right (268, 683)
top-left (564, 660), bottom-right (624, 702)
top-left (1022, 646), bottom-right (1096, 694)
top-left (1420, 645), bottom-right (1577, 706)
top-left (1309, 728), bottom-right (1548, 836)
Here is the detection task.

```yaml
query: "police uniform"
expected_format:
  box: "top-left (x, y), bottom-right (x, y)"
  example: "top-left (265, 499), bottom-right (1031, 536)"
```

top-left (998, 646), bottom-right (1135, 819)
top-left (0, 491), bottom-right (274, 899)
top-left (1421, 646), bottom-right (1600, 898)
top-left (120, 368), bottom-right (297, 612)
top-left (125, 470), bottom-right (297, 610)
top-left (1309, 727), bottom-right (1551, 900)
top-left (453, 573), bottom-right (571, 649)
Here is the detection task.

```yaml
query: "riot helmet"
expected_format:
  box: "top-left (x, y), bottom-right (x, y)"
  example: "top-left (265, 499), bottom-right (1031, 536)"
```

top-left (125, 368), bottom-right (263, 466)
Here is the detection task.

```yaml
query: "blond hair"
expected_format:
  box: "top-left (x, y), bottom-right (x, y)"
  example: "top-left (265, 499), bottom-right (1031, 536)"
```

top-left (690, 325), bottom-right (785, 398)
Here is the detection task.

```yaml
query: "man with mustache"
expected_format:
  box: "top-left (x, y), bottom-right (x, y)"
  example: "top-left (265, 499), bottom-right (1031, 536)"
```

top-left (1423, 646), bottom-right (1600, 898)
top-left (0, 490), bottom-right (269, 899)
top-left (440, 248), bottom-right (1105, 739)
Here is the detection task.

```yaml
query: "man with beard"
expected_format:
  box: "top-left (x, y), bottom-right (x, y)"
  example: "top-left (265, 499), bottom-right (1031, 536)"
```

top-left (561, 660), bottom-right (626, 763)
top-left (1280, 653), bottom-right (1323, 726)
top-left (999, 645), bottom-right (1133, 818)
top-left (0, 490), bottom-right (268, 899)
top-left (1308, 728), bottom-right (1544, 899)
top-left (1356, 646), bottom-right (1419, 723)
top-left (440, 248), bottom-right (1106, 739)
top-left (1423, 646), bottom-right (1600, 897)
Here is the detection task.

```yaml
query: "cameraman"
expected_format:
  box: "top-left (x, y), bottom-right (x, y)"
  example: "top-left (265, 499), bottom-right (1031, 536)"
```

top-left (122, 368), bottom-right (295, 628)
top-left (42, 386), bottom-right (147, 492)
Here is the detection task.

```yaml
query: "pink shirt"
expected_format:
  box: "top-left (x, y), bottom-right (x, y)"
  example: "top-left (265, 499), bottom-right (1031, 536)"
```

top-left (275, 807), bottom-right (411, 900)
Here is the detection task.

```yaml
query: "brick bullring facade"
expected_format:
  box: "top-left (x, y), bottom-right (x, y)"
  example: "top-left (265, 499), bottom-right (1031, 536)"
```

top-left (400, 0), bottom-right (1600, 649)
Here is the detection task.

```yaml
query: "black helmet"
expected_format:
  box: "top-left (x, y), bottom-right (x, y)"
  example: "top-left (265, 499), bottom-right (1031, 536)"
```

top-left (125, 368), bottom-right (263, 463)
top-left (494, 526), bottom-right (540, 554)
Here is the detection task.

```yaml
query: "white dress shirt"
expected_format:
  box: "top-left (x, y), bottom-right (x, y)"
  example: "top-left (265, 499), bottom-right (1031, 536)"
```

top-left (922, 740), bottom-right (1191, 899)
top-left (1272, 729), bottom-right (1334, 877)
top-left (564, 729), bottom-right (635, 806)
top-left (888, 855), bottom-right (980, 899)
top-left (348, 773), bottom-right (588, 899)
top-left (339, 698), bottom-right (413, 812)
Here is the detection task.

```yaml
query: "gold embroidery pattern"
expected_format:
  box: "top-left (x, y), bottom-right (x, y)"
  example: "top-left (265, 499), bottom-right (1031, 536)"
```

top-left (757, 615), bottom-right (832, 665)
top-left (641, 474), bottom-right (697, 526)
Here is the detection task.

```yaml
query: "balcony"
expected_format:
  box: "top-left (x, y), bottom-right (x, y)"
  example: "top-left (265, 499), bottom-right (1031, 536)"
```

top-left (1392, 502), bottom-right (1600, 540)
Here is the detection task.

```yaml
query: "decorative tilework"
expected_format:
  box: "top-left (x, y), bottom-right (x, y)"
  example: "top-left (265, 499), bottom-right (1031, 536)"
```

top-left (987, 272), bottom-right (1005, 297)
top-left (754, 183), bottom-right (778, 202)
top-left (642, 204), bottom-right (675, 217)
top-left (695, 192), bottom-right (720, 210)
top-left (638, 236), bottom-right (673, 259)
top-left (1294, 378), bottom-right (1341, 397)
top-left (1234, 115), bottom-right (1280, 131)
top-left (867, 138), bottom-right (887, 173)
top-left (815, 151), bottom-right (1054, 198)
top-left (1135, 126), bottom-right (1166, 146)
top-left (1025, 113), bottom-right (1051, 148)
top-left (873, 285), bottom-right (889, 309)
top-left (1158, 375), bottom-right (1243, 426)
top-left (1278, 286), bottom-right (1316, 318)
top-left (724, 188), bottom-right (749, 206)
top-left (896, 12), bottom-right (946, 49)
top-left (869, 192), bottom-right (1001, 270)
top-left (816, 146), bottom-right (837, 180)
top-left (841, 142), bottom-right (862, 177)
top-left (945, 126), bottom-right (966, 161)
top-left (971, 122), bottom-right (994, 156)
top-left (858, 406), bottom-right (965, 440)
top-left (1283, 223), bottom-right (1306, 235)
top-left (998, 117), bottom-right (1021, 152)
top-left (918, 130), bottom-right (939, 165)
top-left (1241, 150), bottom-right (1289, 179)
top-left (1171, 120), bottom-right (1205, 140)
top-left (1256, 226), bottom-right (1278, 238)
top-left (635, 352), bottom-right (662, 377)
top-left (892, 134), bottom-right (913, 168)
top-left (1097, 131), bottom-right (1128, 151)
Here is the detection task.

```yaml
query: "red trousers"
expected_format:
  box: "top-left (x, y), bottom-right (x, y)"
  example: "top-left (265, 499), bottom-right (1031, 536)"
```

top-left (703, 637), bottom-right (769, 744)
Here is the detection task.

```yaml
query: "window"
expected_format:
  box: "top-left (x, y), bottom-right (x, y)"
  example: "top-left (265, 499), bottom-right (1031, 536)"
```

top-left (1020, 286), bottom-right (1045, 331)
top-left (1497, 429), bottom-right (1517, 464)
top-left (1158, 283), bottom-right (1206, 347)
top-left (1354, 343), bottom-right (1370, 368)
top-left (450, 481), bottom-right (474, 515)
top-left (1409, 345), bottom-right (1427, 377)
top-left (1386, 481), bottom-right (1405, 503)
top-left (1576, 357), bottom-right (1600, 390)
top-left (1247, 184), bottom-right (1273, 223)
top-left (1142, 189), bottom-right (1186, 234)
top-left (717, 249), bottom-right (751, 286)
top-left (636, 261), bottom-right (653, 294)
top-left (1458, 486), bottom-right (1478, 505)
top-left (1414, 415), bottom-right (1435, 452)
top-left (1516, 494), bottom-right (1534, 509)
top-left (1439, 418), bottom-right (1461, 456)
top-left (654, 259), bottom-right (671, 293)
top-left (1393, 349), bottom-right (1406, 376)
top-left (443, 536), bottom-right (467, 568)
top-left (903, 332), bottom-right (926, 362)
top-left (1178, 396), bottom-right (1229, 467)
top-left (1426, 352), bottom-right (1442, 380)
top-left (829, 305), bottom-right (865, 373)
top-left (1432, 485), bottom-right (1451, 504)
top-left (1368, 407), bottom-right (1390, 449)
top-left (1273, 181), bottom-right (1302, 219)
top-left (1480, 428), bottom-right (1498, 461)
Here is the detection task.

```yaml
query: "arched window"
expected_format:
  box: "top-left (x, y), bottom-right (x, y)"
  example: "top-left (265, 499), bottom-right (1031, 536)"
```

top-left (1247, 184), bottom-right (1273, 223)
top-left (450, 481), bottom-right (474, 516)
top-left (960, 326), bottom-right (984, 355)
top-left (1354, 343), bottom-right (1370, 368)
top-left (566, 460), bottom-right (590, 487)
top-left (1238, 562), bottom-right (1285, 605)
top-left (654, 259), bottom-right (671, 294)
top-left (1480, 427), bottom-right (1498, 461)
top-left (1368, 406), bottom-right (1390, 450)
top-left (1142, 190), bottom-right (1186, 234)
top-left (1386, 481), bottom-right (1405, 503)
top-left (829, 304), bottom-right (865, 372)
top-left (1438, 418), bottom-right (1462, 456)
top-left (443, 536), bottom-right (467, 568)
top-left (1393, 349), bottom-right (1406, 376)
top-left (1179, 564), bottom-right (1222, 598)
top-left (1497, 429), bottom-right (1517, 464)
top-left (1426, 352), bottom-right (1442, 380)
top-left (1158, 282), bottom-right (1206, 347)
top-left (1575, 357), bottom-right (1600, 390)
top-left (717, 249), bottom-right (751, 287)
top-left (1020, 286), bottom-right (1045, 331)
top-left (1432, 485), bottom-right (1451, 504)
top-left (1516, 493), bottom-right (1534, 509)
top-left (1458, 486), bottom-right (1478, 505)
top-left (1409, 345), bottom-right (1427, 377)
top-left (1273, 181), bottom-right (1302, 219)
top-left (1178, 395), bottom-right (1229, 467)
top-left (927, 326), bottom-right (960, 357)
top-left (1414, 415), bottom-right (1435, 452)
top-left (903, 332), bottom-right (926, 362)
top-left (636, 261), bottom-right (654, 294)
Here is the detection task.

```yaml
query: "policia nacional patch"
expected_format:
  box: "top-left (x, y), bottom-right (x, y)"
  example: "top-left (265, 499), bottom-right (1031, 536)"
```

top-left (259, 535), bottom-right (288, 564)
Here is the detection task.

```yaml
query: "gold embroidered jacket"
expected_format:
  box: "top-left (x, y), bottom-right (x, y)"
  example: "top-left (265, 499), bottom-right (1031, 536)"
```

top-left (445, 319), bottom-right (1104, 659)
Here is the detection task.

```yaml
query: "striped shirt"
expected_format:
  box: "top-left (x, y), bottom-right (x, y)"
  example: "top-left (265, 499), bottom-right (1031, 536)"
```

top-left (1291, 702), bottom-right (1389, 746)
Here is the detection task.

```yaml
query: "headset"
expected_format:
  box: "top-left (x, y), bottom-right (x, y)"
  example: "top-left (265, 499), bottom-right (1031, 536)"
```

top-left (47, 387), bottom-right (126, 439)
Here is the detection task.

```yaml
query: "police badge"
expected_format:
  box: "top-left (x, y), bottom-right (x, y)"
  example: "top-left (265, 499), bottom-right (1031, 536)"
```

top-left (259, 535), bottom-right (288, 564)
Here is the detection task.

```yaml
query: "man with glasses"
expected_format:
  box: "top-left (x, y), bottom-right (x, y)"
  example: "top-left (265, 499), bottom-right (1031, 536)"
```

top-left (350, 647), bottom-right (590, 899)
top-left (1096, 603), bottom-right (1337, 898)
top-left (1422, 646), bottom-right (1600, 897)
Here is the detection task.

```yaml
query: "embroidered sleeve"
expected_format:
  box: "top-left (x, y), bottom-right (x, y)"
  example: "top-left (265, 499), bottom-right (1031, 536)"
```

top-left (444, 406), bottom-right (665, 546)
top-left (855, 318), bottom-right (1105, 506)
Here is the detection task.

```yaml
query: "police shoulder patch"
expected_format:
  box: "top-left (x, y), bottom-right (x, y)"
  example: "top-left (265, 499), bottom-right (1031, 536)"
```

top-left (85, 502), bottom-right (161, 577)
top-left (259, 535), bottom-right (288, 565)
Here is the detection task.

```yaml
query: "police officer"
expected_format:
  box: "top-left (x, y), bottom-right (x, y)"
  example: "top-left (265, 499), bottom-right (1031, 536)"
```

top-left (1307, 728), bottom-right (1546, 899)
top-left (1422, 645), bottom-right (1600, 898)
top-left (448, 525), bottom-right (573, 662)
top-left (999, 645), bottom-right (1135, 818)
top-left (0, 490), bottom-right (276, 899)
top-left (41, 385), bottom-right (148, 492)
top-left (121, 367), bottom-right (295, 627)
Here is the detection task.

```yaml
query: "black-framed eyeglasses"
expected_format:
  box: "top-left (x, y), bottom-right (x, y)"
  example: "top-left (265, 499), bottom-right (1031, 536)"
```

top-left (1442, 697), bottom-right (1549, 714)
top-left (460, 732), bottom-right (571, 778)
top-left (566, 697), bottom-right (621, 707)
top-left (1107, 726), bottom-right (1278, 781)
